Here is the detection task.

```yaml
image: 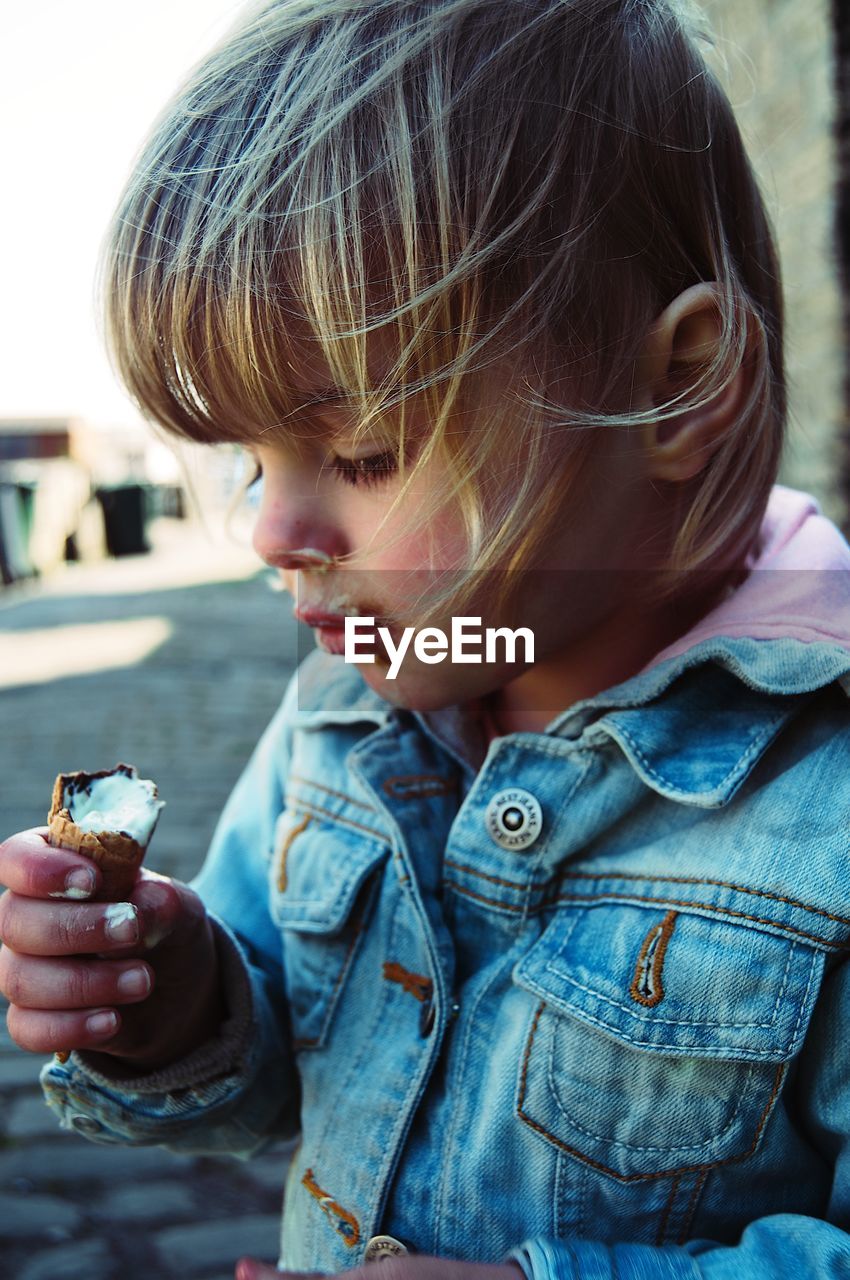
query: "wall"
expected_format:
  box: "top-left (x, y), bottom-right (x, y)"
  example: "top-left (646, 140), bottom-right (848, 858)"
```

top-left (701, 0), bottom-right (846, 526)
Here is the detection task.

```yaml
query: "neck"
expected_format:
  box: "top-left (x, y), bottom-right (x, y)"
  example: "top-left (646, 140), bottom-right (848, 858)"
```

top-left (483, 589), bottom-right (718, 737)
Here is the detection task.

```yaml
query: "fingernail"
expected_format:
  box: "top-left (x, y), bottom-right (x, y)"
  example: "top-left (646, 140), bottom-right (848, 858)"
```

top-left (104, 902), bottom-right (139, 944)
top-left (86, 1010), bottom-right (118, 1037)
top-left (117, 966), bottom-right (150, 997)
top-left (63, 868), bottom-right (96, 899)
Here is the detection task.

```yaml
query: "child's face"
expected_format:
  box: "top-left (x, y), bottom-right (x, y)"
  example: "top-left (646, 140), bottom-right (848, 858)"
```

top-left (250, 342), bottom-right (662, 715)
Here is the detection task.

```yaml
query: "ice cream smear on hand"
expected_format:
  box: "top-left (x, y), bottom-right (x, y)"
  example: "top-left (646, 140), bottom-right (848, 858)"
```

top-left (64, 765), bottom-right (164, 846)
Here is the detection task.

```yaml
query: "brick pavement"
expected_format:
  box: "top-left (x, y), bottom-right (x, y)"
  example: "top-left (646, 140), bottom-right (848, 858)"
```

top-left (0, 518), bottom-right (314, 1279)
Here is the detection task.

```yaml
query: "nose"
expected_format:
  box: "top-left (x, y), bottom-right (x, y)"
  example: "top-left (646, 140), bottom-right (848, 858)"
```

top-left (251, 472), bottom-right (347, 571)
top-left (254, 522), bottom-right (343, 572)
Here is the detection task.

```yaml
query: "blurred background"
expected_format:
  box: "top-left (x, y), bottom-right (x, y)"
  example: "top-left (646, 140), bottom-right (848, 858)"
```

top-left (0, 1), bottom-right (849, 1278)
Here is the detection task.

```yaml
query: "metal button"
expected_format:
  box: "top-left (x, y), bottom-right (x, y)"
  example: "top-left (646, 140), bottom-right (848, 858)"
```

top-left (70, 1115), bottom-right (103, 1135)
top-left (364, 1235), bottom-right (410, 1263)
top-left (485, 788), bottom-right (543, 851)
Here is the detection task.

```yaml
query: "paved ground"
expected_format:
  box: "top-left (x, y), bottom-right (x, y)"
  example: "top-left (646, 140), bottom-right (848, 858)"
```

top-left (0, 517), bottom-right (314, 1279)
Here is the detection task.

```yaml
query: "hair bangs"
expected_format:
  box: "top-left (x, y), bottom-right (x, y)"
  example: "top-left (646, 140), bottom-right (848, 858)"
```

top-left (102, 0), bottom-right (788, 613)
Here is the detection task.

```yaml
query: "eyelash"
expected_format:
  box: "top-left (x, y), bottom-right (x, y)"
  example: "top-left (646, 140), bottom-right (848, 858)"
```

top-left (329, 450), bottom-right (399, 487)
top-left (246, 450), bottom-right (399, 491)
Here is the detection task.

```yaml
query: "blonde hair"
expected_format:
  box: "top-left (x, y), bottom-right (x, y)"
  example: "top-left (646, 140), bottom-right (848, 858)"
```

top-left (102, 0), bottom-right (785, 625)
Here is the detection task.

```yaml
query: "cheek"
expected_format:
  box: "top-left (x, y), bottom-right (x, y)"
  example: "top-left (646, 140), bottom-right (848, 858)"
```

top-left (369, 501), bottom-right (469, 574)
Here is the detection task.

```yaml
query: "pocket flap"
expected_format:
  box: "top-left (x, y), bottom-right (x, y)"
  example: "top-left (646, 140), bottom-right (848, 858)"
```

top-left (271, 806), bottom-right (389, 932)
top-left (513, 902), bottom-right (824, 1062)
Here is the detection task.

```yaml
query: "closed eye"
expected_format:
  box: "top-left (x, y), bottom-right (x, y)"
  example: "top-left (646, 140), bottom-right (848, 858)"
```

top-left (241, 447), bottom-right (401, 492)
top-left (328, 450), bottom-right (399, 488)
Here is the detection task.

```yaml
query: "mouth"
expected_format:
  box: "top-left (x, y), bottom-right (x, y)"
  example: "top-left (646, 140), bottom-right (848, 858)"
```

top-left (294, 605), bottom-right (395, 662)
top-left (294, 606), bottom-right (353, 628)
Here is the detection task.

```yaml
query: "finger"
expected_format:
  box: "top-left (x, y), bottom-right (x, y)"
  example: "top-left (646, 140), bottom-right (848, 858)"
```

top-left (0, 828), bottom-right (100, 901)
top-left (128, 873), bottom-right (208, 953)
top-left (0, 896), bottom-right (141, 956)
top-left (0, 949), bottom-right (153, 1010)
top-left (6, 1003), bottom-right (121, 1055)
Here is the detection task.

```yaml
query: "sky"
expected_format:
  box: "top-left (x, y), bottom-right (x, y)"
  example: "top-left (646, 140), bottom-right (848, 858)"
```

top-left (1, 0), bottom-right (248, 427)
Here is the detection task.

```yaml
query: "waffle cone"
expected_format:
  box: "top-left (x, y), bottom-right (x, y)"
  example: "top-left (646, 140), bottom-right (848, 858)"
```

top-left (47, 766), bottom-right (156, 901)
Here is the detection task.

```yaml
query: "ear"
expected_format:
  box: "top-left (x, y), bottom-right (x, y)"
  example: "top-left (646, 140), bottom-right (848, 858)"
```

top-left (635, 283), bottom-right (750, 483)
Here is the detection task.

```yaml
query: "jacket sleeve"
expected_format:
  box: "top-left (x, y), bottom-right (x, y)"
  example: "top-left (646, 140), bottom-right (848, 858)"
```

top-left (40, 667), bottom-right (302, 1159)
top-left (504, 954), bottom-right (850, 1279)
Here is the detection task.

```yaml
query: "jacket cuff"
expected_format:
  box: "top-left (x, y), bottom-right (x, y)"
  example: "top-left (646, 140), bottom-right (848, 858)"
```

top-left (65, 913), bottom-right (253, 1093)
top-left (505, 1237), bottom-right (701, 1280)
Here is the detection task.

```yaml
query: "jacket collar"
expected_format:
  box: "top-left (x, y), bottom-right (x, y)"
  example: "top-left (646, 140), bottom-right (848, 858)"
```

top-left (575, 485), bottom-right (850, 805)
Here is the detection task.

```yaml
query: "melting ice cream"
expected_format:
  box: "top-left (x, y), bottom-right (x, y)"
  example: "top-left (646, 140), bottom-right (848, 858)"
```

top-left (64, 764), bottom-right (164, 846)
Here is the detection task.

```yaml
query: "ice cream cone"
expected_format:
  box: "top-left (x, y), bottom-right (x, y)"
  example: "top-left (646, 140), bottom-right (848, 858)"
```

top-left (47, 764), bottom-right (164, 1064)
top-left (47, 765), bottom-right (161, 900)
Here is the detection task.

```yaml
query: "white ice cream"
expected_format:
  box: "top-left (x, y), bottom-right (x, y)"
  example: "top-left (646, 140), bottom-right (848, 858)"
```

top-left (65, 767), bottom-right (164, 846)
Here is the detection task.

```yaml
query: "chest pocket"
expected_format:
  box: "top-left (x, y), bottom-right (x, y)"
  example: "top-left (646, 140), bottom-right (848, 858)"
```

top-left (512, 901), bottom-right (825, 1181)
top-left (269, 805), bottom-right (390, 1050)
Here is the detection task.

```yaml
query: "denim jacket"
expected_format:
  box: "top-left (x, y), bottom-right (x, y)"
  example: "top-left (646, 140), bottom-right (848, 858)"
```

top-left (42, 486), bottom-right (850, 1279)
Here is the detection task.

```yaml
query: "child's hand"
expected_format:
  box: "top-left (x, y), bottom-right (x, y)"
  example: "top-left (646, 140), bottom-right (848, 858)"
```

top-left (0, 827), bottom-right (225, 1072)
top-left (234, 1258), bottom-right (526, 1280)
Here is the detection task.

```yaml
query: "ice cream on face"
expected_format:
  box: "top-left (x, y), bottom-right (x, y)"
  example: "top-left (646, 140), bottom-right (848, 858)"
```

top-left (64, 766), bottom-right (164, 845)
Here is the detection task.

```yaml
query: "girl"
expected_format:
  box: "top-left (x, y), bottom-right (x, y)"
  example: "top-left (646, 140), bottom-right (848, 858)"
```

top-left (2, 2), bottom-right (850, 1277)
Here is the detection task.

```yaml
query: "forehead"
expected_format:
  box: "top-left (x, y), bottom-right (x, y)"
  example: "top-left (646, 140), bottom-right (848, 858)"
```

top-left (270, 315), bottom-right (403, 414)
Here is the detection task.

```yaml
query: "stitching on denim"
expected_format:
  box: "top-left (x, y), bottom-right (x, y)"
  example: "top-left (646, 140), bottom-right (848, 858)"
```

top-left (655, 1175), bottom-right (680, 1246)
top-left (559, 868), bottom-right (850, 929)
top-left (382, 772), bottom-right (457, 798)
top-left (289, 773), bottom-right (376, 812)
top-left (444, 858), bottom-right (549, 892)
top-left (544, 1002), bottom-right (757, 1151)
top-left (630, 910), bottom-right (678, 1007)
top-left (535, 975), bottom-right (797, 1057)
top-left (382, 961), bottom-right (433, 1002)
top-left (444, 880), bottom-right (850, 951)
top-left (517, 999), bottom-right (788, 1182)
top-left (525, 756), bottom-right (591, 912)
top-left (301, 1167), bottom-right (360, 1247)
top-left (303, 894), bottom-right (409, 1168)
top-left (449, 858), bottom-right (850, 931)
top-left (539, 1002), bottom-right (788, 1059)
top-left (789, 942), bottom-right (821, 1046)
top-left (290, 910), bottom-right (369, 1050)
top-left (444, 879), bottom-right (529, 915)
top-left (611, 706), bottom-right (787, 796)
top-left (278, 853), bottom-right (387, 914)
top-left (436, 940), bottom-right (518, 1253)
top-left (544, 929), bottom-right (797, 1035)
top-left (391, 850), bottom-right (412, 887)
top-left (553, 896), bottom-right (846, 955)
top-left (283, 794), bottom-right (388, 843)
top-left (676, 1170), bottom-right (709, 1245)
top-left (277, 813), bottom-right (311, 893)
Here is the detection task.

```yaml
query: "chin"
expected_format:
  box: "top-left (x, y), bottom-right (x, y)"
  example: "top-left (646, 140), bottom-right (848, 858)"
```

top-left (358, 662), bottom-right (496, 714)
top-left (364, 676), bottom-right (454, 713)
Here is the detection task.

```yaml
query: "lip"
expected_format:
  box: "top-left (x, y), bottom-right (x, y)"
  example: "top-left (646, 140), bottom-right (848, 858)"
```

top-left (295, 605), bottom-right (395, 630)
top-left (295, 605), bottom-right (396, 662)
top-left (294, 606), bottom-right (351, 628)
top-left (314, 625), bottom-right (348, 655)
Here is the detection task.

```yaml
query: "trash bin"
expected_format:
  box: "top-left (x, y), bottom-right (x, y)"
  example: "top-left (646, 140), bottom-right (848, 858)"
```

top-left (95, 484), bottom-right (151, 557)
top-left (0, 483), bottom-right (35, 584)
